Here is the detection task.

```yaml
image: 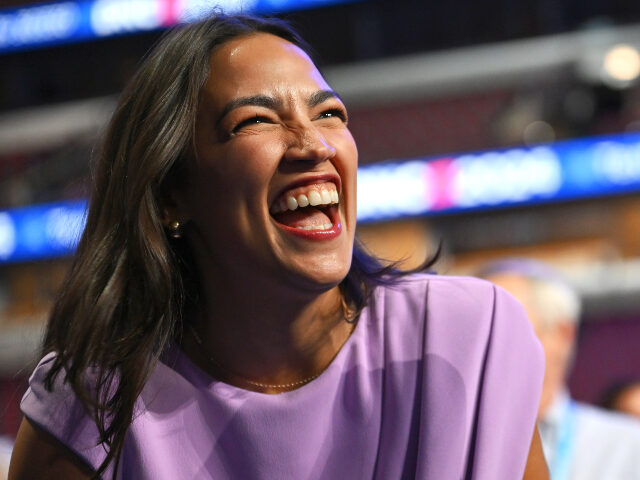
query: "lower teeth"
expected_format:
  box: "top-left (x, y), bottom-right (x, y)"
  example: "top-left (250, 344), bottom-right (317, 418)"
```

top-left (296, 223), bottom-right (333, 231)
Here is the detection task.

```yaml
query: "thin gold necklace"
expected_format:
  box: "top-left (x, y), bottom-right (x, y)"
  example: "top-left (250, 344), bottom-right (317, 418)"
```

top-left (188, 324), bottom-right (327, 390)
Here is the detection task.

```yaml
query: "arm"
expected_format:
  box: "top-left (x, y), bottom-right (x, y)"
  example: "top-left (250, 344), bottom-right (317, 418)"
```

top-left (8, 417), bottom-right (93, 480)
top-left (522, 427), bottom-right (549, 480)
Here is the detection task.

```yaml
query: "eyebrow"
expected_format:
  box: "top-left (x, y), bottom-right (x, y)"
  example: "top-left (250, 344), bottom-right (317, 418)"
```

top-left (216, 95), bottom-right (282, 125)
top-left (307, 90), bottom-right (343, 108)
top-left (216, 90), bottom-right (343, 125)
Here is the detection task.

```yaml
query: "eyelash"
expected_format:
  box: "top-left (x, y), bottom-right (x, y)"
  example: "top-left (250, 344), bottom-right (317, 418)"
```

top-left (232, 114), bottom-right (270, 133)
top-left (230, 107), bottom-right (348, 134)
top-left (317, 108), bottom-right (348, 123)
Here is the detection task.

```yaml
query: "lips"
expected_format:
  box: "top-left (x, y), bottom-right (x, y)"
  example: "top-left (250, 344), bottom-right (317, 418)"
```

top-left (272, 207), bottom-right (342, 240)
top-left (270, 177), bottom-right (343, 238)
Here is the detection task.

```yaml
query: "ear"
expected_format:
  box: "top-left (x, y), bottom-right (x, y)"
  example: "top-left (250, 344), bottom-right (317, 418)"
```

top-left (160, 187), bottom-right (191, 228)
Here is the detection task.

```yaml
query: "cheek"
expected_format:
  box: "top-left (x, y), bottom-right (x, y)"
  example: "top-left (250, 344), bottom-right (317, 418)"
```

top-left (334, 136), bottom-right (358, 214)
top-left (329, 132), bottom-right (358, 180)
top-left (201, 143), bottom-right (280, 197)
top-left (338, 131), bottom-right (358, 166)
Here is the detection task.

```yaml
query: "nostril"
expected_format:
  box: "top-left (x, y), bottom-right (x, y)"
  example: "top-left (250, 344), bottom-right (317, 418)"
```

top-left (284, 128), bottom-right (335, 164)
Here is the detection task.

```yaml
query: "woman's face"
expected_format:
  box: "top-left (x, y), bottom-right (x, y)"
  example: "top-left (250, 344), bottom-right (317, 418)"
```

top-left (173, 33), bottom-right (358, 293)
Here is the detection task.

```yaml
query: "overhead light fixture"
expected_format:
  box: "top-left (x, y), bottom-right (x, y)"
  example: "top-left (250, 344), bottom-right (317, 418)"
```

top-left (601, 43), bottom-right (640, 88)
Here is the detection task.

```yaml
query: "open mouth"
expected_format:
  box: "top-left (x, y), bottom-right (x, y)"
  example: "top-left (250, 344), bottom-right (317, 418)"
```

top-left (270, 182), bottom-right (341, 232)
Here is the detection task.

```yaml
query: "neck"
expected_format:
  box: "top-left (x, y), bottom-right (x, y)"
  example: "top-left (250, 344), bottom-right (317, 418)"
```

top-left (184, 275), bottom-right (354, 393)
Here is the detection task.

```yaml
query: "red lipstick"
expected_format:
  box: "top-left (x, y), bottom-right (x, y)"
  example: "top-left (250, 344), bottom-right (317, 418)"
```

top-left (276, 221), bottom-right (342, 240)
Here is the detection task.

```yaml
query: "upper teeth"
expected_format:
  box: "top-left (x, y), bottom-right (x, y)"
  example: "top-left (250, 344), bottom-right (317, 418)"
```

top-left (271, 186), bottom-right (340, 214)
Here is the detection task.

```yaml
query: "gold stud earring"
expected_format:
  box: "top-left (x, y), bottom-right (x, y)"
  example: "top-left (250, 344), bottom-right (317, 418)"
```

top-left (168, 220), bottom-right (182, 239)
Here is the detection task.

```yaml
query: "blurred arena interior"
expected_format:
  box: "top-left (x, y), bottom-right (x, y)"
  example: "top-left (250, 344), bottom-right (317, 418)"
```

top-left (1, 0), bottom-right (640, 454)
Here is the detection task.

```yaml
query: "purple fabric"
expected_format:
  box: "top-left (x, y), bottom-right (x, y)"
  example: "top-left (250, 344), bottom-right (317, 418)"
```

top-left (21, 274), bottom-right (544, 479)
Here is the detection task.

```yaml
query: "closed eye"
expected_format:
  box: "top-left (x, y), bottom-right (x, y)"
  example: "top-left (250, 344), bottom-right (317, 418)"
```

top-left (316, 108), bottom-right (348, 123)
top-left (232, 114), bottom-right (272, 133)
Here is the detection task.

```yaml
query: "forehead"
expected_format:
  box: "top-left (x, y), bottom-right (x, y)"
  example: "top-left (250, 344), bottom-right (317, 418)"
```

top-left (204, 33), bottom-right (329, 100)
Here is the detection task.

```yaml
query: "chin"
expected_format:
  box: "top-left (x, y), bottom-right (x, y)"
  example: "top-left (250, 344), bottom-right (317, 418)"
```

top-left (284, 254), bottom-right (353, 292)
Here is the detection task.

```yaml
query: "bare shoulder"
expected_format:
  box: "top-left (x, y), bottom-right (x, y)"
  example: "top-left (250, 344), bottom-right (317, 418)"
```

top-left (9, 417), bottom-right (94, 480)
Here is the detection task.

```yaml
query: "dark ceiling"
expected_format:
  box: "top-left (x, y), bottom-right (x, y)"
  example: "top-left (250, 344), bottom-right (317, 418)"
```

top-left (2, 0), bottom-right (640, 112)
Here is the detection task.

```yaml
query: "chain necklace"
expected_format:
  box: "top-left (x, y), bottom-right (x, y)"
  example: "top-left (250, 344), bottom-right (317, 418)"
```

top-left (188, 324), bottom-right (326, 390)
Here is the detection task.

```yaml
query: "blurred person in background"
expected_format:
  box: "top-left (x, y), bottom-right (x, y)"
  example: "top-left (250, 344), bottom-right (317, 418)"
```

top-left (7, 13), bottom-right (548, 480)
top-left (601, 379), bottom-right (640, 419)
top-left (480, 258), bottom-right (640, 480)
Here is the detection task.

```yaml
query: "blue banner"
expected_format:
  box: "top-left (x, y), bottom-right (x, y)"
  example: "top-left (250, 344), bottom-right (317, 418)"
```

top-left (0, 0), bottom-right (361, 54)
top-left (357, 132), bottom-right (640, 222)
top-left (1, 132), bottom-right (640, 262)
top-left (0, 200), bottom-right (86, 263)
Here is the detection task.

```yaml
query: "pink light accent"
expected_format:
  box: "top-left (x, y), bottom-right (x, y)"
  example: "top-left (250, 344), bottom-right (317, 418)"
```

top-left (426, 157), bottom-right (458, 210)
top-left (159, 0), bottom-right (180, 26)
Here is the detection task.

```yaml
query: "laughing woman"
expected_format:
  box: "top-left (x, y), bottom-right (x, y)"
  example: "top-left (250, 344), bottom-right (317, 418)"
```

top-left (9, 14), bottom-right (548, 480)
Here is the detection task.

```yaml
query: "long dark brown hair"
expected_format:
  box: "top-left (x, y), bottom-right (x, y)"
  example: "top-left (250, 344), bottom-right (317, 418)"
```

top-left (41, 13), bottom-right (437, 479)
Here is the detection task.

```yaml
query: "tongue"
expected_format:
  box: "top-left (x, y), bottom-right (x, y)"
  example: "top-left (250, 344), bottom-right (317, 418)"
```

top-left (273, 207), bottom-right (331, 228)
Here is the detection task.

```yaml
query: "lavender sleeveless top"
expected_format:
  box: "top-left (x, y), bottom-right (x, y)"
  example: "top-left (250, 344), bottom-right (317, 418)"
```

top-left (21, 274), bottom-right (544, 479)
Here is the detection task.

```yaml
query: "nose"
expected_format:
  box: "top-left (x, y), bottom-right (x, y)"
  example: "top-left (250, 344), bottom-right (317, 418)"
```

top-left (283, 123), bottom-right (336, 165)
